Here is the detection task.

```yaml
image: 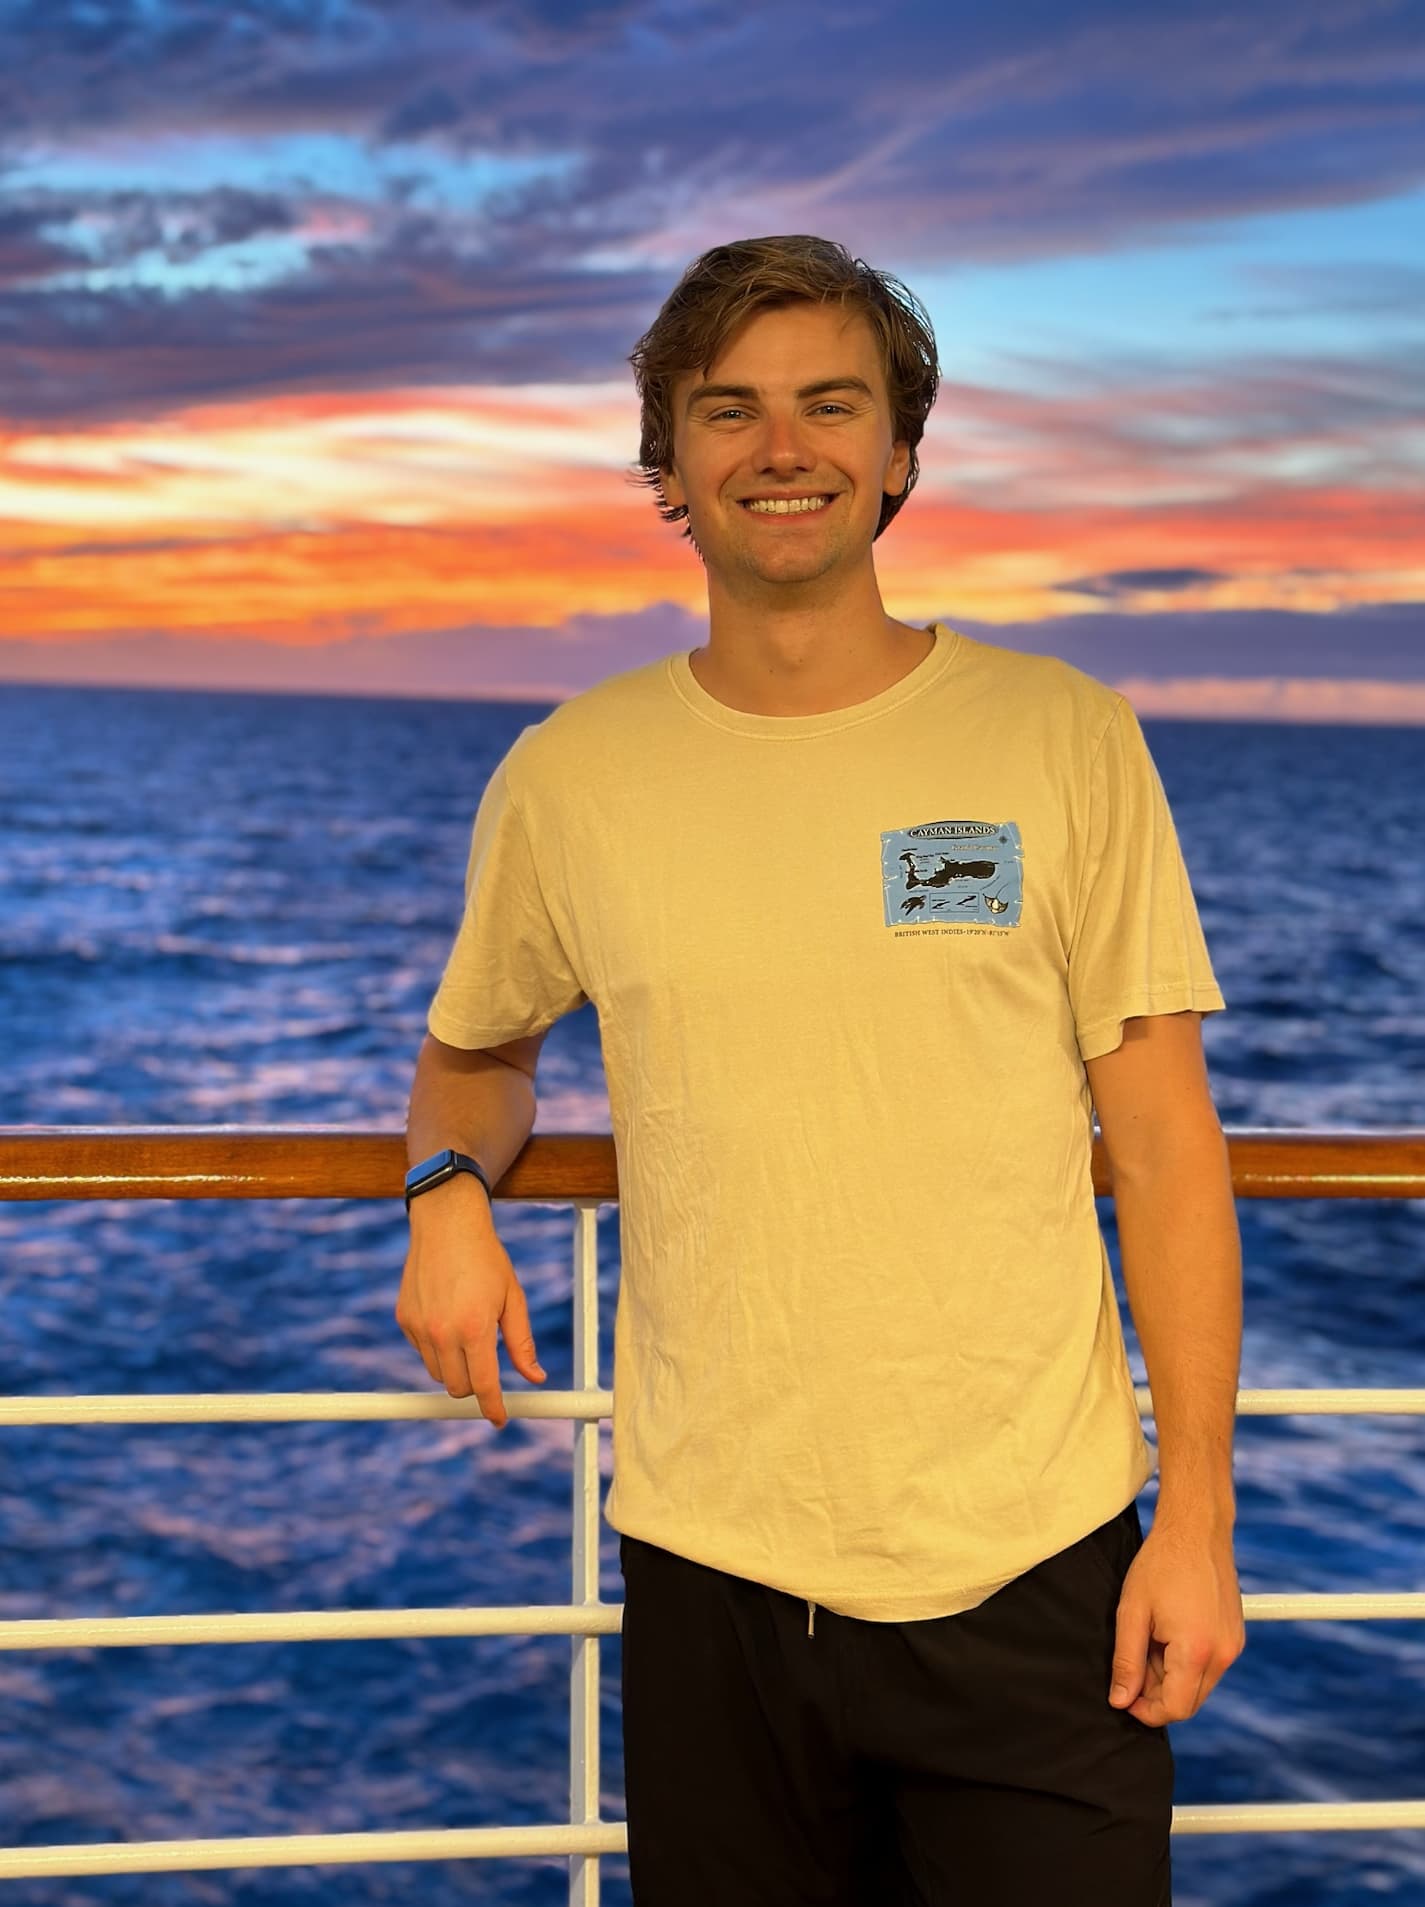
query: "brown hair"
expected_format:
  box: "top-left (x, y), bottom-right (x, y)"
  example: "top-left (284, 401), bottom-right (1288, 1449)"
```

top-left (626, 234), bottom-right (941, 544)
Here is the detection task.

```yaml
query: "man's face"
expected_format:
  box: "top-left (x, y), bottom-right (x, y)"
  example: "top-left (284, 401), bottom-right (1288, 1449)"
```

top-left (661, 303), bottom-right (911, 582)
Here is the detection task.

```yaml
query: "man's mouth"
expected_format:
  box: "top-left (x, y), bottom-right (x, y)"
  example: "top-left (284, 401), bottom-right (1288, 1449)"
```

top-left (738, 493), bottom-right (838, 518)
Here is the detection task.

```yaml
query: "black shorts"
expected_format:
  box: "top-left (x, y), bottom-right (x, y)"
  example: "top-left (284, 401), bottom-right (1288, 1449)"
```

top-left (617, 1501), bottom-right (1174, 1906)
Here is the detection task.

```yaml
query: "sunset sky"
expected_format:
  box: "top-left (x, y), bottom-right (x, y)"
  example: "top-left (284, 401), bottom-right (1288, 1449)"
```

top-left (2, 0), bottom-right (1422, 720)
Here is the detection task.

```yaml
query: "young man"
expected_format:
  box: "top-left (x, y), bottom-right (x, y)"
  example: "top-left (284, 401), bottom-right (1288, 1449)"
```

top-left (403, 241), bottom-right (1245, 1906)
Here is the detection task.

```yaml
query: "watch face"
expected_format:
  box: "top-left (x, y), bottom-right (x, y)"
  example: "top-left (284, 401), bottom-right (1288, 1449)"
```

top-left (409, 1147), bottom-right (456, 1187)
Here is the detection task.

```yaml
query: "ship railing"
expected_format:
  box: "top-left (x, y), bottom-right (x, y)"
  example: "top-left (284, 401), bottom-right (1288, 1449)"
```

top-left (1, 1124), bottom-right (1423, 1896)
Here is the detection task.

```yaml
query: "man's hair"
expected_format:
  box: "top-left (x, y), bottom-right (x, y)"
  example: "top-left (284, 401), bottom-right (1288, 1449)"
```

top-left (626, 234), bottom-right (941, 544)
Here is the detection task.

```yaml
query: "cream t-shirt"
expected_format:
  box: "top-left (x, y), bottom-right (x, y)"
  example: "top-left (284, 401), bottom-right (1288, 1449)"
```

top-left (426, 624), bottom-right (1227, 1621)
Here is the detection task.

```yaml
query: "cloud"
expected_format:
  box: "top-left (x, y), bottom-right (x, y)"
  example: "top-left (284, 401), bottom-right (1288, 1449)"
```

top-left (0, 0), bottom-right (1418, 695)
top-left (1201, 260), bottom-right (1425, 322)
top-left (1052, 567), bottom-right (1229, 598)
top-left (968, 600), bottom-right (1423, 685)
top-left (0, 0), bottom-right (1421, 427)
top-left (1, 603), bottom-right (1421, 726)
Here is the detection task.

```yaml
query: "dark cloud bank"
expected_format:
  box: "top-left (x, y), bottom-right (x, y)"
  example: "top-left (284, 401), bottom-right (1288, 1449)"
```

top-left (0, 602), bottom-right (1419, 722)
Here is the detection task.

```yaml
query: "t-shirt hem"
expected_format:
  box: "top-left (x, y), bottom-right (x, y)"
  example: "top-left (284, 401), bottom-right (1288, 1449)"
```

top-left (1076, 980), bottom-right (1227, 1062)
top-left (606, 1454), bottom-right (1157, 1624)
top-left (426, 1002), bottom-right (554, 1049)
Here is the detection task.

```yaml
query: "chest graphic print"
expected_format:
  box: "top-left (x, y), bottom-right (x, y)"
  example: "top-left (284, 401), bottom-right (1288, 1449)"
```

top-left (881, 818), bottom-right (1023, 928)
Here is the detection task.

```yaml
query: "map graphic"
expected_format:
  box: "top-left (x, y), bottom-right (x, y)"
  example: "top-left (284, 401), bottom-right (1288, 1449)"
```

top-left (881, 818), bottom-right (1024, 928)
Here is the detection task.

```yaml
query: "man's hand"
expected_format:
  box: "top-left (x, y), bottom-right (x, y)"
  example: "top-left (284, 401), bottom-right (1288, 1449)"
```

top-left (395, 1174), bottom-right (546, 1429)
top-left (1107, 1517), bottom-right (1246, 1726)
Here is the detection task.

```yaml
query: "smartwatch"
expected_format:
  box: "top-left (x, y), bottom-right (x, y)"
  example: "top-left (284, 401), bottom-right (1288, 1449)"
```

top-left (404, 1147), bottom-right (493, 1212)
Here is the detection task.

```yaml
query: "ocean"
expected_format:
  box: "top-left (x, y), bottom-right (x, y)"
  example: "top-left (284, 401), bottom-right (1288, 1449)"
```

top-left (1, 676), bottom-right (1422, 1906)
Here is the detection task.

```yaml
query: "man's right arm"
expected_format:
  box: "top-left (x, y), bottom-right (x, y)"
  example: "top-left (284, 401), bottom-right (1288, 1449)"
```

top-left (396, 1028), bottom-right (551, 1422)
top-left (405, 1029), bottom-right (547, 1216)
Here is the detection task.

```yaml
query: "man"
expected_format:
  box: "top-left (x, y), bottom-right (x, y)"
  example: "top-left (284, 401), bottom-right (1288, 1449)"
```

top-left (398, 237), bottom-right (1246, 1905)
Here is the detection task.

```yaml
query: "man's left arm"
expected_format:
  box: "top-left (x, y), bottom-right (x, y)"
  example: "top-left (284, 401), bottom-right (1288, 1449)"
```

top-left (1084, 1008), bottom-right (1247, 1725)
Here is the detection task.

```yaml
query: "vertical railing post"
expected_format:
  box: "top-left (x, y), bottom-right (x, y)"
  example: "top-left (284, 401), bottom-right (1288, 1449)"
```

top-left (568, 1199), bottom-right (604, 1905)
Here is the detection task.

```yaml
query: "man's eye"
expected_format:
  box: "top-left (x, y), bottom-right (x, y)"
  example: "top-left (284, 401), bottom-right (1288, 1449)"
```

top-left (708, 404), bottom-right (848, 421)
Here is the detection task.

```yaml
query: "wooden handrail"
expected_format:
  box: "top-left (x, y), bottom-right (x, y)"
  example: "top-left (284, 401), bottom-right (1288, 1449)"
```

top-left (0, 1126), bottom-right (1422, 1202)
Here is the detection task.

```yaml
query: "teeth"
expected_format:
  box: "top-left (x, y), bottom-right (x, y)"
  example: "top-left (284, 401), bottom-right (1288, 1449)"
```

top-left (744, 495), bottom-right (831, 515)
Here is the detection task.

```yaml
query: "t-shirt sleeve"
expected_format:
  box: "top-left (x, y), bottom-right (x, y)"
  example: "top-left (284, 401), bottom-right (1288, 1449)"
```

top-left (426, 751), bottom-right (589, 1049)
top-left (1067, 695), bottom-right (1226, 1064)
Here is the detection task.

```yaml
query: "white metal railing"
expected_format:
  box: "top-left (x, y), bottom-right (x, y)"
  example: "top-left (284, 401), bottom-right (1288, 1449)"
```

top-left (4, 1197), bottom-right (1425, 1888)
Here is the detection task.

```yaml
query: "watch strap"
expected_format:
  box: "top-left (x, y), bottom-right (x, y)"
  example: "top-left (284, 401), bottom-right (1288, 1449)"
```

top-left (404, 1148), bottom-right (493, 1211)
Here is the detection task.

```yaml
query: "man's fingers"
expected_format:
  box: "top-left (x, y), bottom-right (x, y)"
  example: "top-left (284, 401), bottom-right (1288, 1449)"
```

top-left (399, 1321), bottom-right (445, 1392)
top-left (1159, 1640), bottom-right (1209, 1721)
top-left (1130, 1647), bottom-right (1209, 1726)
top-left (500, 1279), bottom-right (542, 1381)
top-left (1109, 1599), bottom-right (1150, 1705)
top-left (467, 1339), bottom-right (509, 1429)
top-left (432, 1335), bottom-right (475, 1403)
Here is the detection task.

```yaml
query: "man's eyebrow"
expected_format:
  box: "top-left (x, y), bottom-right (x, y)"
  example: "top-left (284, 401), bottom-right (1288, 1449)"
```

top-left (684, 375), bottom-right (874, 414)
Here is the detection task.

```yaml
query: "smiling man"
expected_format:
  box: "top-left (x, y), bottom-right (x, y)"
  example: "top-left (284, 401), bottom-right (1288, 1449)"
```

top-left (665, 302), bottom-right (937, 715)
top-left (409, 233), bottom-right (1245, 1906)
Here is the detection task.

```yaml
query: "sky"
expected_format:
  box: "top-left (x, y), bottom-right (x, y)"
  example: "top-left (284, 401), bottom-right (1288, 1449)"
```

top-left (1, 0), bottom-right (1422, 720)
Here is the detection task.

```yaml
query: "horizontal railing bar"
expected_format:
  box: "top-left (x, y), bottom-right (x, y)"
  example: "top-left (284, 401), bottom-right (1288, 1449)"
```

top-left (0, 1605), bottom-right (624, 1649)
top-left (1240, 1594), bottom-right (1425, 1619)
top-left (7, 1800), bottom-right (1425, 1877)
top-left (1172, 1800), bottom-right (1425, 1832)
top-left (2, 1126), bottom-right (1423, 1201)
top-left (0, 1823), bottom-right (628, 1881)
top-left (1, 1387), bottom-right (1422, 1427)
top-left (1188, 1388), bottom-right (1425, 1415)
top-left (0, 1390), bottom-right (611, 1425)
top-left (0, 1590), bottom-right (1421, 1654)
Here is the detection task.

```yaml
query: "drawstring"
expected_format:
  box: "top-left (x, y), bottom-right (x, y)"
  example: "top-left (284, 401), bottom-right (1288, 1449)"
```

top-left (806, 1598), bottom-right (817, 1637)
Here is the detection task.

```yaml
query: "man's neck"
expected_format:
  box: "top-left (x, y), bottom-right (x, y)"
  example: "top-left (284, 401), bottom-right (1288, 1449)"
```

top-left (687, 618), bottom-right (935, 717)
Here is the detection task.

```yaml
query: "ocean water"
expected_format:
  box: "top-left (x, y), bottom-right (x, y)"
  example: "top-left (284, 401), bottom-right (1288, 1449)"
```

top-left (0, 675), bottom-right (1423, 1907)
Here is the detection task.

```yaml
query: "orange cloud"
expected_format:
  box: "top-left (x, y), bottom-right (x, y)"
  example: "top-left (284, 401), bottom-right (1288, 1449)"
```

top-left (1, 383), bottom-right (1420, 656)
